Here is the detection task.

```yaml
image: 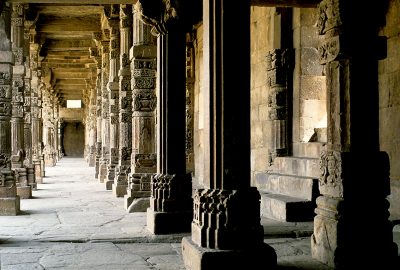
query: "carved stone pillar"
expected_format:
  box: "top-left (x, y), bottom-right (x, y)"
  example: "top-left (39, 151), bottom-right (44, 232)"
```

top-left (90, 41), bottom-right (102, 179)
top-left (87, 88), bottom-right (96, 167)
top-left (137, 1), bottom-right (193, 234)
top-left (124, 5), bottom-right (157, 212)
top-left (181, 1), bottom-right (277, 269)
top-left (42, 87), bottom-right (56, 167)
top-left (310, 1), bottom-right (398, 268)
top-left (23, 18), bottom-right (36, 191)
top-left (10, 3), bottom-right (31, 199)
top-left (0, 3), bottom-right (20, 215)
top-left (104, 5), bottom-right (120, 190)
top-left (266, 48), bottom-right (293, 166)
top-left (30, 49), bottom-right (43, 183)
top-left (185, 34), bottom-right (194, 174)
top-left (112, 4), bottom-right (132, 197)
top-left (98, 39), bottom-right (110, 183)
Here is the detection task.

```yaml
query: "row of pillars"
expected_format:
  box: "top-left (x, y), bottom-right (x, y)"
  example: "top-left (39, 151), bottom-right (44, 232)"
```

top-left (0, 2), bottom-right (54, 216)
top-left (1, 0), bottom-right (399, 269)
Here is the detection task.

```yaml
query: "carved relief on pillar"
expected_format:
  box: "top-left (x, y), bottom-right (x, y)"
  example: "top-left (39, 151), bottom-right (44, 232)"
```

top-left (150, 173), bottom-right (192, 212)
top-left (266, 48), bottom-right (293, 166)
top-left (319, 150), bottom-right (344, 198)
top-left (316, 0), bottom-right (345, 64)
top-left (191, 187), bottom-right (264, 250)
top-left (185, 35), bottom-right (194, 172)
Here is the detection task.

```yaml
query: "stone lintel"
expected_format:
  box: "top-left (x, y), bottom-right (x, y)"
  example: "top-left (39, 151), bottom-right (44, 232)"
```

top-left (0, 197), bottom-right (20, 216)
top-left (146, 207), bottom-right (192, 234)
top-left (251, 0), bottom-right (319, 7)
top-left (181, 237), bottom-right (277, 270)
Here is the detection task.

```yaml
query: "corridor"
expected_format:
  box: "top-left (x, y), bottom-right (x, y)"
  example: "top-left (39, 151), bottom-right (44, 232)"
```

top-left (0, 158), bottom-right (336, 269)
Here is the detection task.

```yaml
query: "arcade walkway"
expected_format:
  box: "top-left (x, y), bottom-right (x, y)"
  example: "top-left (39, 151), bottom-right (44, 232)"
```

top-left (0, 158), bottom-right (358, 269)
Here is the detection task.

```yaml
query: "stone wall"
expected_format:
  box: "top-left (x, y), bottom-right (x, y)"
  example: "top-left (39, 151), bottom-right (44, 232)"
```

top-left (63, 121), bottom-right (85, 157)
top-left (379, 0), bottom-right (400, 219)
top-left (59, 107), bottom-right (84, 121)
top-left (292, 8), bottom-right (326, 148)
top-left (250, 7), bottom-right (274, 186)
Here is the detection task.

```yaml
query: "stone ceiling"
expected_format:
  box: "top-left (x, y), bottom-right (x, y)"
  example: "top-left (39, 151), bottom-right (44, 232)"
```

top-left (8, 0), bottom-right (319, 105)
top-left (27, 4), bottom-right (104, 104)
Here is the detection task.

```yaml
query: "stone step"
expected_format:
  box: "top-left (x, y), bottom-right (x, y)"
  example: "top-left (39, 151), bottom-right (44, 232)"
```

top-left (260, 192), bottom-right (316, 222)
top-left (272, 156), bottom-right (320, 178)
top-left (258, 173), bottom-right (319, 201)
top-left (293, 142), bottom-right (326, 158)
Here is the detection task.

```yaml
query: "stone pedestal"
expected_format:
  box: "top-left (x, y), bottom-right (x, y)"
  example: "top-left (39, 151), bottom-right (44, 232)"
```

top-left (147, 173), bottom-right (192, 234)
top-left (14, 167), bottom-right (31, 199)
top-left (124, 173), bottom-right (151, 212)
top-left (147, 208), bottom-right (192, 235)
top-left (0, 169), bottom-right (20, 216)
top-left (182, 237), bottom-right (276, 270)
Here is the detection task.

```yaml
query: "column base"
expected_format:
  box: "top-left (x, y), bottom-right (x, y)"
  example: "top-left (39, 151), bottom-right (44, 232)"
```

top-left (146, 207), bottom-right (192, 234)
top-left (17, 186), bottom-right (32, 199)
top-left (181, 237), bottom-right (277, 270)
top-left (0, 196), bottom-right (20, 216)
top-left (112, 183), bottom-right (127, 197)
top-left (30, 182), bottom-right (37, 191)
top-left (124, 190), bottom-right (150, 210)
top-left (98, 163), bottom-right (107, 183)
top-left (105, 179), bottom-right (113, 190)
top-left (126, 197), bottom-right (149, 213)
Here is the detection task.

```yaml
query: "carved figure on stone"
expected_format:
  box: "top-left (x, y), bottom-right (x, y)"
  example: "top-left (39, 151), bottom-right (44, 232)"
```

top-left (319, 150), bottom-right (342, 187)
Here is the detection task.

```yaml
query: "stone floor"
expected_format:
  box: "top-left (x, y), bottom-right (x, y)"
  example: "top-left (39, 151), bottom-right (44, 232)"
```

top-left (0, 158), bottom-right (398, 269)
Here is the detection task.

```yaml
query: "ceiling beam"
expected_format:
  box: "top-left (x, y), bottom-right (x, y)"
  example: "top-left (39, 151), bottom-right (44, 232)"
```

top-left (9, 0), bottom-right (137, 4)
top-left (34, 5), bottom-right (104, 16)
top-left (251, 0), bottom-right (320, 7)
top-left (37, 17), bottom-right (101, 33)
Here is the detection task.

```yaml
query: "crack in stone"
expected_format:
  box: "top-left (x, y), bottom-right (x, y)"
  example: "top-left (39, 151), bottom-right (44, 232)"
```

top-left (98, 216), bottom-right (125, 227)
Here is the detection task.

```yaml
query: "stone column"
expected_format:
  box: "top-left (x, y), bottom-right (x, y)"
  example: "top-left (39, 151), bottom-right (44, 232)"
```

top-left (23, 18), bottom-right (36, 190)
top-left (87, 78), bottom-right (97, 167)
top-left (57, 119), bottom-right (63, 159)
top-left (10, 3), bottom-right (31, 199)
top-left (112, 5), bottom-right (131, 197)
top-left (266, 48), bottom-right (293, 166)
top-left (185, 34), bottom-right (194, 174)
top-left (30, 43), bottom-right (43, 183)
top-left (0, 3), bottom-right (20, 215)
top-left (181, 1), bottom-right (277, 269)
top-left (105, 5), bottom-right (120, 190)
top-left (98, 39), bottom-right (110, 183)
top-left (42, 86), bottom-right (56, 167)
top-left (124, 5), bottom-right (157, 211)
top-left (90, 41), bottom-right (102, 179)
top-left (138, 1), bottom-right (192, 234)
top-left (311, 1), bottom-right (398, 269)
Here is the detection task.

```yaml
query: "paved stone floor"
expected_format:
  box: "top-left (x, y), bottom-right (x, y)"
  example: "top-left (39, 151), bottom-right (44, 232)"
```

top-left (0, 158), bottom-right (398, 269)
